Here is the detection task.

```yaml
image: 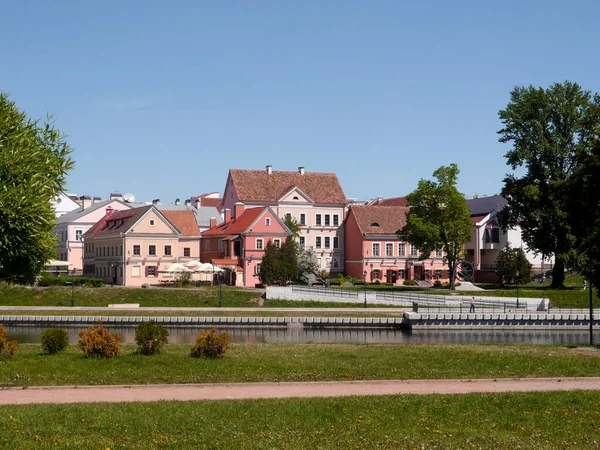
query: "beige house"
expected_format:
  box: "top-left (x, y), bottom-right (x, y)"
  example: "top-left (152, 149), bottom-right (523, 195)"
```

top-left (82, 206), bottom-right (203, 286)
top-left (222, 165), bottom-right (347, 274)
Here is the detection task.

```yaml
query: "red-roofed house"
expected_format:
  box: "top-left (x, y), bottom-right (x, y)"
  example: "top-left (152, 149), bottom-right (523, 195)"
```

top-left (222, 165), bottom-right (347, 274)
top-left (201, 204), bottom-right (291, 286)
top-left (191, 192), bottom-right (224, 211)
top-left (368, 196), bottom-right (408, 207)
top-left (344, 205), bottom-right (449, 285)
top-left (82, 206), bottom-right (202, 286)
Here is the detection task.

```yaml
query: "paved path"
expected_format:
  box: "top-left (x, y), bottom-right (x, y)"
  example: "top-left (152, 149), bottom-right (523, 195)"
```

top-left (2, 378), bottom-right (600, 405)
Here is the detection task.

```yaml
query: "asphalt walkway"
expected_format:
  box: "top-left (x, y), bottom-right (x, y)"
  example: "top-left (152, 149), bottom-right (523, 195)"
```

top-left (2, 378), bottom-right (600, 405)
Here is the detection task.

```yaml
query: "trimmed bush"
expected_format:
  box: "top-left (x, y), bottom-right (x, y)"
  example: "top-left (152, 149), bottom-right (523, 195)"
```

top-left (135, 321), bottom-right (169, 355)
top-left (433, 280), bottom-right (442, 287)
top-left (190, 328), bottom-right (229, 358)
top-left (76, 325), bottom-right (121, 358)
top-left (40, 328), bottom-right (69, 355)
top-left (403, 279), bottom-right (418, 286)
top-left (0, 324), bottom-right (18, 357)
top-left (37, 274), bottom-right (103, 287)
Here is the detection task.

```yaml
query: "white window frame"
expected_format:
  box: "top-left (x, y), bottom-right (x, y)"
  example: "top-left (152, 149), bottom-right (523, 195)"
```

top-left (273, 239), bottom-right (281, 249)
top-left (324, 236), bottom-right (331, 248)
top-left (372, 243), bottom-right (380, 257)
top-left (315, 236), bottom-right (322, 248)
top-left (164, 245), bottom-right (172, 256)
top-left (398, 242), bottom-right (406, 256)
top-left (324, 214), bottom-right (331, 226)
top-left (254, 262), bottom-right (262, 275)
top-left (75, 229), bottom-right (83, 241)
top-left (315, 214), bottom-right (322, 226)
top-left (265, 218), bottom-right (271, 226)
top-left (299, 236), bottom-right (305, 248)
top-left (149, 220), bottom-right (155, 226)
top-left (299, 213), bottom-right (306, 226)
top-left (410, 244), bottom-right (419, 257)
top-left (285, 213), bottom-right (292, 220)
top-left (256, 238), bottom-right (264, 250)
top-left (148, 245), bottom-right (156, 256)
top-left (385, 243), bottom-right (394, 257)
top-left (333, 214), bottom-right (340, 226)
top-left (436, 249), bottom-right (443, 257)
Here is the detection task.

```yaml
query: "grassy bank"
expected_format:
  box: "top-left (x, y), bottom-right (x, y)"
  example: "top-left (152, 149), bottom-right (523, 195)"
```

top-left (0, 309), bottom-right (405, 317)
top-left (1, 344), bottom-right (599, 387)
top-left (1, 391), bottom-right (599, 448)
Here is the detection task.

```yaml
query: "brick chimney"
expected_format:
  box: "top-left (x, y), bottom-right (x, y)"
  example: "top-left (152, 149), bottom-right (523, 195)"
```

top-left (105, 205), bottom-right (114, 216)
top-left (266, 164), bottom-right (272, 175)
top-left (234, 202), bottom-right (245, 219)
top-left (298, 166), bottom-right (305, 175)
top-left (209, 217), bottom-right (217, 229)
top-left (224, 208), bottom-right (232, 223)
top-left (195, 199), bottom-right (201, 209)
top-left (184, 199), bottom-right (192, 207)
top-left (175, 198), bottom-right (180, 206)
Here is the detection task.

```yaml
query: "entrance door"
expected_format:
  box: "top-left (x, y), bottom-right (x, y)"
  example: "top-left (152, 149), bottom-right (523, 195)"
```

top-left (413, 265), bottom-right (423, 281)
top-left (386, 270), bottom-right (397, 284)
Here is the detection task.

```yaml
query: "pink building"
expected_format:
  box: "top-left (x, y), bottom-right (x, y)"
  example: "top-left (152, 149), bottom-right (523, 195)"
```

top-left (82, 206), bottom-right (202, 286)
top-left (222, 165), bottom-right (347, 274)
top-left (344, 205), bottom-right (449, 285)
top-left (201, 204), bottom-right (291, 287)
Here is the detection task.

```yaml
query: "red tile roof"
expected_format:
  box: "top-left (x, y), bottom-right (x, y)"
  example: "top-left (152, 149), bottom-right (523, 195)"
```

top-left (371, 196), bottom-right (408, 207)
top-left (229, 169), bottom-right (346, 204)
top-left (202, 207), bottom-right (265, 236)
top-left (161, 210), bottom-right (200, 236)
top-left (192, 193), bottom-right (224, 211)
top-left (350, 205), bottom-right (409, 235)
top-left (470, 214), bottom-right (488, 224)
top-left (84, 206), bottom-right (152, 237)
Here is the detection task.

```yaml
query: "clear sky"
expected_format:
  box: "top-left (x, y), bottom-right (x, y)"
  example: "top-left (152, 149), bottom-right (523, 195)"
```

top-left (2, 1), bottom-right (599, 203)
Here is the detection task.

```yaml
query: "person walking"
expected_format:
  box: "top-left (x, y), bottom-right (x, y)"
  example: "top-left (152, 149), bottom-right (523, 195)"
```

top-left (470, 296), bottom-right (475, 313)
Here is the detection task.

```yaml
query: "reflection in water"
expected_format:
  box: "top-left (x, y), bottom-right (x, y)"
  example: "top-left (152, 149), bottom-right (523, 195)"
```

top-left (6, 325), bottom-right (600, 346)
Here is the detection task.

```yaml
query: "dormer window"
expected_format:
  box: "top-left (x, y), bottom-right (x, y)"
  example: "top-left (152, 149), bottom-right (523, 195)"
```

top-left (370, 221), bottom-right (380, 227)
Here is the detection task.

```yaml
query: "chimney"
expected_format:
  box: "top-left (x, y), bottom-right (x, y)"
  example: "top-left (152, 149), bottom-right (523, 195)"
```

top-left (105, 205), bottom-right (114, 216)
top-left (79, 195), bottom-right (92, 210)
top-left (298, 166), bottom-right (305, 175)
top-left (152, 199), bottom-right (161, 205)
top-left (266, 164), bottom-right (272, 175)
top-left (110, 192), bottom-right (123, 200)
top-left (175, 198), bottom-right (180, 206)
top-left (209, 217), bottom-right (217, 229)
top-left (195, 199), bottom-right (201, 209)
top-left (185, 199), bottom-right (192, 207)
top-left (234, 202), bottom-right (245, 219)
top-left (224, 208), bottom-right (232, 223)
top-left (93, 196), bottom-right (102, 203)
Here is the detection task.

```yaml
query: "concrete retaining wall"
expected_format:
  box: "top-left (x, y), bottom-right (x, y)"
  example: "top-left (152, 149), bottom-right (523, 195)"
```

top-left (405, 312), bottom-right (600, 329)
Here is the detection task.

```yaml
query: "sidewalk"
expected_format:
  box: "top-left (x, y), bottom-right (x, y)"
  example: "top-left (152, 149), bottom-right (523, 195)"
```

top-left (2, 378), bottom-right (600, 405)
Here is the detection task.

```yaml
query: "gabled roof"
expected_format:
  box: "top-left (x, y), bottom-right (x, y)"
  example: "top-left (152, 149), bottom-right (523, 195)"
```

top-left (84, 206), bottom-right (152, 237)
top-left (202, 207), bottom-right (265, 236)
top-left (55, 199), bottom-right (131, 224)
top-left (161, 210), bottom-right (201, 236)
top-left (465, 195), bottom-right (507, 216)
top-left (191, 193), bottom-right (224, 211)
top-left (370, 196), bottom-right (408, 207)
top-left (228, 169), bottom-right (346, 204)
top-left (349, 205), bottom-right (409, 235)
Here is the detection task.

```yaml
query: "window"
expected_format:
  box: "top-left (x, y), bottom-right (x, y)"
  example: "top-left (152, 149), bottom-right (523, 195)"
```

top-left (75, 230), bottom-right (83, 241)
top-left (120, 245), bottom-right (123, 256)
top-left (274, 239), bottom-right (281, 249)
top-left (149, 245), bottom-right (156, 256)
top-left (410, 245), bottom-right (419, 257)
top-left (317, 258), bottom-right (322, 268)
top-left (164, 245), bottom-right (171, 256)
top-left (299, 236), bottom-right (305, 248)
top-left (218, 240), bottom-right (223, 251)
top-left (398, 242), bottom-right (406, 256)
top-left (149, 219), bottom-right (155, 226)
top-left (398, 269), bottom-right (405, 279)
top-left (285, 213), bottom-right (292, 220)
top-left (325, 258), bottom-right (331, 267)
top-left (386, 243), bottom-right (394, 257)
top-left (324, 214), bottom-right (330, 226)
top-left (436, 249), bottom-right (443, 257)
top-left (333, 214), bottom-right (339, 226)
top-left (256, 238), bottom-right (264, 250)
top-left (147, 266), bottom-right (157, 277)
top-left (372, 269), bottom-right (382, 280)
top-left (333, 236), bottom-right (339, 248)
top-left (485, 228), bottom-right (501, 243)
top-left (133, 245), bottom-right (140, 256)
top-left (332, 257), bottom-right (340, 269)
top-left (315, 236), bottom-right (322, 248)
top-left (316, 214), bottom-right (322, 225)
top-left (184, 247), bottom-right (190, 257)
top-left (372, 243), bottom-right (380, 256)
top-left (254, 263), bottom-right (262, 275)
top-left (324, 237), bottom-right (331, 248)
top-left (265, 218), bottom-right (271, 226)
top-left (299, 213), bottom-right (306, 225)
top-left (206, 240), bottom-right (210, 251)
top-left (436, 269), bottom-right (443, 279)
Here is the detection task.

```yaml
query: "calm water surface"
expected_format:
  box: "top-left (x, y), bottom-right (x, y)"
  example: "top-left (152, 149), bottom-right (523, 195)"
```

top-left (6, 325), bottom-right (600, 345)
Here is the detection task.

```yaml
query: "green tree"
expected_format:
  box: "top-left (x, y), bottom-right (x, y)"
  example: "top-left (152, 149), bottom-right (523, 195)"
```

top-left (398, 164), bottom-right (472, 290)
top-left (282, 216), bottom-right (301, 239)
top-left (495, 244), bottom-right (533, 285)
top-left (0, 94), bottom-right (73, 284)
top-left (259, 241), bottom-right (281, 285)
top-left (497, 81), bottom-right (600, 289)
top-left (279, 238), bottom-right (299, 284)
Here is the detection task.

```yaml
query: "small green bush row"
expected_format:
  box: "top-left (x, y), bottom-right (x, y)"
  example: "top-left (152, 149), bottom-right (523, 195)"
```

top-left (38, 274), bottom-right (103, 287)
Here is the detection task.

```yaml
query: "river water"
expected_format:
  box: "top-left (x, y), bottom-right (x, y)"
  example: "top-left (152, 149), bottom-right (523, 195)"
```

top-left (6, 325), bottom-right (600, 346)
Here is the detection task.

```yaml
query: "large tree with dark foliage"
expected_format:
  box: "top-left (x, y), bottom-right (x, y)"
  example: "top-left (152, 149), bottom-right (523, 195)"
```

top-left (497, 81), bottom-right (600, 288)
top-left (495, 244), bottom-right (533, 286)
top-left (0, 94), bottom-right (73, 284)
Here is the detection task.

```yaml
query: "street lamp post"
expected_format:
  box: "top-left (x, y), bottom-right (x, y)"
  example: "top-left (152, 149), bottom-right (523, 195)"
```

top-left (219, 272), bottom-right (223, 308)
top-left (589, 264), bottom-right (594, 346)
top-left (516, 270), bottom-right (520, 308)
top-left (363, 270), bottom-right (367, 308)
top-left (70, 268), bottom-right (75, 307)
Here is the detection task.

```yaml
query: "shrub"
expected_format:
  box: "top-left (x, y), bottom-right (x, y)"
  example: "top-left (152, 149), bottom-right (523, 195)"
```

top-left (37, 274), bottom-right (103, 287)
top-left (329, 279), bottom-right (343, 286)
top-left (76, 325), bottom-right (121, 358)
top-left (0, 324), bottom-right (18, 357)
top-left (433, 280), bottom-right (442, 287)
top-left (40, 328), bottom-right (69, 354)
top-left (135, 321), bottom-right (169, 355)
top-left (190, 328), bottom-right (229, 358)
top-left (403, 279), bottom-right (418, 286)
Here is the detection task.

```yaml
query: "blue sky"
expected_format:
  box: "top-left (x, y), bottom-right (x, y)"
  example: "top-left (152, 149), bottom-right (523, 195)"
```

top-left (2, 1), bottom-right (599, 203)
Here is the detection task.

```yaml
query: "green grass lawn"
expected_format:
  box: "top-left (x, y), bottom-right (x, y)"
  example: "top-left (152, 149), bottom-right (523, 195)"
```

top-left (1, 391), bottom-right (599, 449)
top-left (1, 343), bottom-right (599, 387)
top-left (0, 309), bottom-right (405, 317)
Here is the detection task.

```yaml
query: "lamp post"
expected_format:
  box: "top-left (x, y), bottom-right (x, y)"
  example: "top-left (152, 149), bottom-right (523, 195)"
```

top-left (363, 270), bottom-right (367, 308)
top-left (219, 271), bottom-right (223, 308)
top-left (589, 263), bottom-right (594, 346)
top-left (516, 270), bottom-right (520, 308)
top-left (70, 268), bottom-right (75, 307)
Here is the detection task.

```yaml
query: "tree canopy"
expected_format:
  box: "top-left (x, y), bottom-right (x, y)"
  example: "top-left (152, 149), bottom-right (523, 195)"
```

top-left (259, 239), bottom-right (298, 285)
top-left (495, 244), bottom-right (533, 286)
top-left (398, 164), bottom-right (472, 290)
top-left (0, 94), bottom-right (73, 284)
top-left (497, 81), bottom-right (600, 288)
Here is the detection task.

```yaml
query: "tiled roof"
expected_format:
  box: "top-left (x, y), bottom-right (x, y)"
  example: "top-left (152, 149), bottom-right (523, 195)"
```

top-left (129, 204), bottom-right (223, 228)
top-left (465, 195), bottom-right (507, 216)
top-left (229, 169), bottom-right (346, 204)
top-left (350, 205), bottom-right (409, 235)
top-left (161, 210), bottom-right (200, 236)
top-left (202, 207), bottom-right (265, 236)
top-left (470, 214), bottom-right (488, 224)
top-left (84, 206), bottom-right (152, 237)
top-left (371, 196), bottom-right (408, 207)
top-left (55, 199), bottom-right (131, 224)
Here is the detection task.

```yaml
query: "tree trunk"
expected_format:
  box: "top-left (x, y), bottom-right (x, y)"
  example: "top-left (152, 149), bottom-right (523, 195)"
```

top-left (448, 263), bottom-right (456, 290)
top-left (550, 258), bottom-right (565, 289)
